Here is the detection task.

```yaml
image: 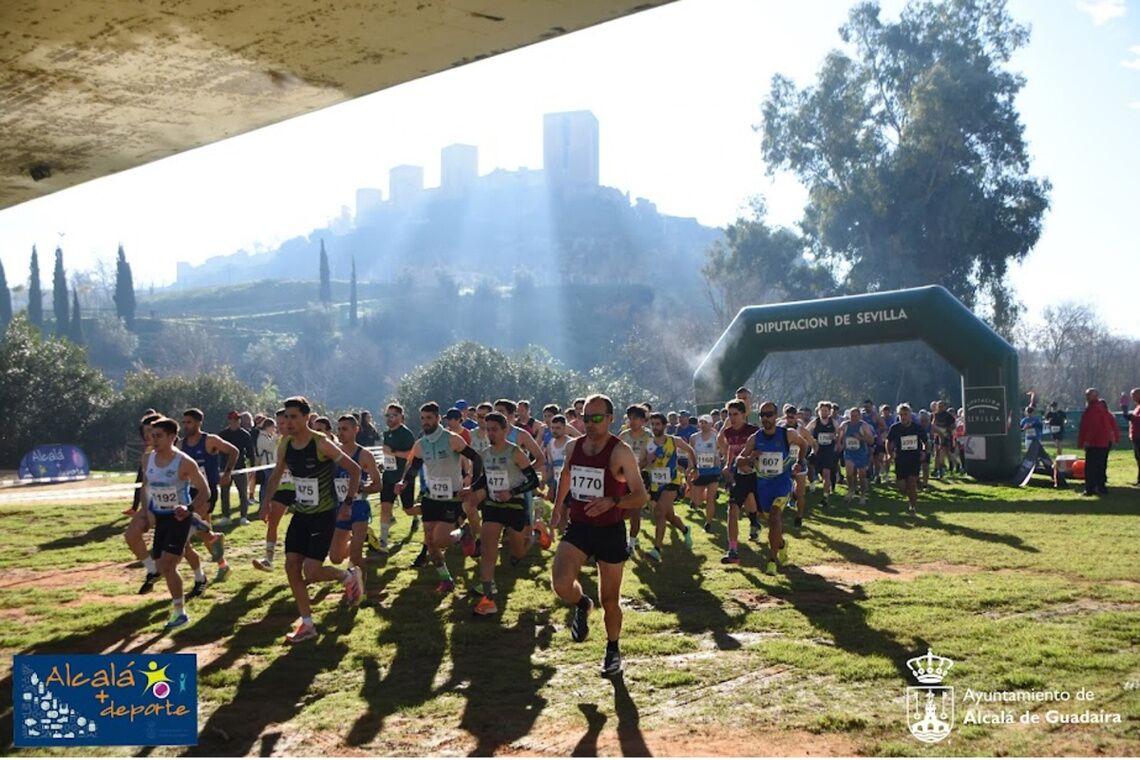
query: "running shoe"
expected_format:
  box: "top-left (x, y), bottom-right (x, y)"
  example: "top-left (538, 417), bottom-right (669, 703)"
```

top-left (907, 504), bottom-right (917, 515)
top-left (473, 595), bottom-right (498, 616)
top-left (820, 496), bottom-right (828, 508)
top-left (458, 524), bottom-right (476, 557)
top-left (215, 516), bottom-right (230, 527)
top-left (749, 523), bottom-right (760, 542)
top-left (570, 597), bottom-right (593, 642)
top-left (343, 568), bottom-right (364, 606)
top-left (252, 557), bottom-right (272, 572)
top-left (777, 539), bottom-right (788, 565)
top-left (683, 526), bottom-right (693, 550)
top-left (534, 520), bottom-right (552, 550)
top-left (720, 549), bottom-right (740, 565)
top-left (164, 611), bottom-right (190, 630)
top-left (186, 578), bottom-right (208, 599)
top-left (703, 522), bottom-right (715, 534)
top-left (435, 579), bottom-right (455, 595)
top-left (213, 563), bottom-right (230, 583)
top-left (377, 540), bottom-right (390, 555)
top-left (411, 545), bottom-right (428, 569)
top-left (367, 526), bottom-right (382, 552)
top-left (285, 621), bottom-right (318, 644)
top-left (208, 534), bottom-right (225, 563)
top-left (137, 572), bottom-right (160, 595)
top-left (646, 546), bottom-right (662, 563)
top-left (765, 560), bottom-right (778, 575)
top-left (793, 515), bottom-right (803, 529)
top-left (601, 647), bottom-right (623, 678)
top-left (239, 517), bottom-right (251, 526)
top-left (122, 506), bottom-right (137, 516)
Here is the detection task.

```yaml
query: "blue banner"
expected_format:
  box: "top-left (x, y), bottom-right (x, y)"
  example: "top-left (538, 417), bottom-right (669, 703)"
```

top-left (18, 444), bottom-right (91, 481)
top-left (13, 654), bottom-right (197, 747)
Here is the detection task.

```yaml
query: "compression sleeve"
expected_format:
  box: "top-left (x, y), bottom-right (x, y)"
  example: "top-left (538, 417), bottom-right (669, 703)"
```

top-left (401, 457), bottom-right (423, 487)
top-left (510, 466), bottom-right (539, 497)
top-left (459, 446), bottom-right (483, 482)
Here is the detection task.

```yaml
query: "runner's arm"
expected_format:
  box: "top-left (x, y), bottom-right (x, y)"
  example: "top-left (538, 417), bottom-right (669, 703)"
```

top-left (209, 434), bottom-right (240, 486)
top-left (182, 456), bottom-right (210, 517)
top-left (517, 429), bottom-right (546, 472)
top-left (396, 441), bottom-right (423, 493)
top-left (319, 437), bottom-right (361, 501)
top-left (551, 440), bottom-right (577, 529)
top-left (511, 448), bottom-right (540, 496)
top-left (359, 448), bottom-right (384, 496)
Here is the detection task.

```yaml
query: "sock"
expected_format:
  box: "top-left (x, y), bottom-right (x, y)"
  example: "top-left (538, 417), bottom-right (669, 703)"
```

top-left (729, 539), bottom-right (738, 551)
top-left (143, 557), bottom-right (156, 574)
top-left (381, 523), bottom-right (390, 543)
top-left (265, 542), bottom-right (276, 563)
top-left (482, 581), bottom-right (494, 597)
top-left (606, 639), bottom-right (619, 652)
top-left (218, 558), bottom-right (228, 569)
top-left (436, 564), bottom-right (452, 581)
top-left (194, 568), bottom-right (206, 583)
top-left (302, 616), bottom-right (313, 627)
top-left (172, 597), bottom-right (184, 614)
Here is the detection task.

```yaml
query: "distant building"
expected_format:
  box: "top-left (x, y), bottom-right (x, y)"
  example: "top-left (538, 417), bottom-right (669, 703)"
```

top-left (441, 144), bottom-right (478, 196)
top-left (355, 188), bottom-right (383, 223)
top-left (543, 110), bottom-right (599, 188)
top-left (389, 165), bottom-right (424, 206)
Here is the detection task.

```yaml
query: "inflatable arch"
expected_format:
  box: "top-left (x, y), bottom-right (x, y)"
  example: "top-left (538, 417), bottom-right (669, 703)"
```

top-left (692, 286), bottom-right (1019, 480)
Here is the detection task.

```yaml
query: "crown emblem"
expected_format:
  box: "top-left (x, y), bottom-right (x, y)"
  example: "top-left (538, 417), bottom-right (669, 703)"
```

top-left (906, 649), bottom-right (953, 684)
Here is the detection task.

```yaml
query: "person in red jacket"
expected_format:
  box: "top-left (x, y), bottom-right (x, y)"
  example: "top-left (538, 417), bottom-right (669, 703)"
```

top-left (1077, 388), bottom-right (1119, 496)
top-left (1123, 387), bottom-right (1140, 486)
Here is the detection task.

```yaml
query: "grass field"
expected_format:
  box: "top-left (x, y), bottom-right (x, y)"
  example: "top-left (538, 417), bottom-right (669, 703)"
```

top-left (2, 450), bottom-right (1138, 757)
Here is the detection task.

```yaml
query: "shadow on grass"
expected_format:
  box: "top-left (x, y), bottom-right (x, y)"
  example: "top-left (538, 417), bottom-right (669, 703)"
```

top-left (612, 673), bottom-right (651, 757)
top-left (36, 517), bottom-right (127, 552)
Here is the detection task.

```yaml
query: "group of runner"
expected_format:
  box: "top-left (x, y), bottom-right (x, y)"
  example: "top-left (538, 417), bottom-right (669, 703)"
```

top-left (127, 389), bottom-right (950, 676)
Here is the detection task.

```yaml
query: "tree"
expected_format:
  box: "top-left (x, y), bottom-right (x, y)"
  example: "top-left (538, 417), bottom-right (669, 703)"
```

top-left (319, 239), bottom-right (332, 305)
top-left (85, 313), bottom-right (139, 370)
top-left (52, 246), bottom-right (69, 336)
top-left (349, 256), bottom-right (358, 328)
top-left (0, 260), bottom-right (11, 327)
top-left (113, 244), bottom-right (137, 327)
top-left (69, 290), bottom-right (84, 344)
top-left (27, 246), bottom-right (43, 327)
top-left (760, 0), bottom-right (1050, 334)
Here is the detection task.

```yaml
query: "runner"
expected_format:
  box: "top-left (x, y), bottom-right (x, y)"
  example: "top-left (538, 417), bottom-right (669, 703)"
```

top-left (254, 416), bottom-right (278, 512)
top-left (550, 394), bottom-right (648, 677)
top-left (807, 401), bottom-right (843, 515)
top-left (738, 401), bottom-right (814, 574)
top-left (329, 414), bottom-right (383, 587)
top-left (569, 398), bottom-right (587, 435)
top-left (736, 387), bottom-right (755, 424)
top-left (618, 404), bottom-right (653, 554)
top-left (1020, 404), bottom-right (1044, 452)
top-left (377, 403), bottom-right (418, 557)
top-left (394, 402), bottom-right (484, 594)
top-left (544, 415), bottom-right (572, 504)
top-left (261, 396), bottom-right (364, 643)
top-left (253, 408), bottom-right (292, 572)
top-left (140, 416), bottom-right (212, 629)
top-left (472, 412), bottom-right (542, 615)
top-left (780, 405), bottom-right (815, 529)
top-left (717, 399), bottom-right (759, 564)
top-left (875, 404), bottom-right (896, 483)
top-left (516, 400), bottom-right (545, 446)
top-left (1045, 401), bottom-right (1067, 456)
top-left (313, 416), bottom-right (333, 436)
top-left (932, 401), bottom-right (957, 478)
top-left (492, 399), bottom-right (548, 552)
top-left (917, 409), bottom-right (933, 488)
top-left (689, 414), bottom-right (721, 534)
top-left (180, 408), bottom-right (238, 589)
top-left (126, 413), bottom-right (163, 592)
top-left (838, 406), bottom-right (875, 505)
top-left (886, 403), bottom-right (928, 515)
top-left (643, 412), bottom-right (696, 561)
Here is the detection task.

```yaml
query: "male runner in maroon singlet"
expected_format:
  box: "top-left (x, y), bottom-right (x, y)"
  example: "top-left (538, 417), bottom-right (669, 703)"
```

top-left (550, 394), bottom-right (648, 678)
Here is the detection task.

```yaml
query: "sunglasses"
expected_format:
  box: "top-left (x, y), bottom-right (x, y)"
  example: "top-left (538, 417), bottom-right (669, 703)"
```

top-left (582, 413), bottom-right (608, 424)
top-left (760, 411), bottom-right (776, 418)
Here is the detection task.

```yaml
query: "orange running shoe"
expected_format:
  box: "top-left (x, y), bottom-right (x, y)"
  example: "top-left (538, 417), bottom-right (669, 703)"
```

top-left (473, 595), bottom-right (498, 616)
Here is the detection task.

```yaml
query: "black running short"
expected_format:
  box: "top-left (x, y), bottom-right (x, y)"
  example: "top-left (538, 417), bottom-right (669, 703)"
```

top-left (151, 513), bottom-right (192, 559)
top-left (895, 459), bottom-right (921, 480)
top-left (284, 508), bottom-right (337, 561)
top-left (692, 473), bottom-right (719, 487)
top-left (272, 489), bottom-right (297, 507)
top-left (380, 480), bottom-right (415, 510)
top-left (562, 521), bottom-right (629, 565)
top-left (729, 472), bottom-right (757, 508)
top-left (421, 498), bottom-right (462, 524)
top-left (815, 450), bottom-right (838, 472)
top-left (650, 483), bottom-right (681, 499)
top-left (480, 502), bottom-right (528, 532)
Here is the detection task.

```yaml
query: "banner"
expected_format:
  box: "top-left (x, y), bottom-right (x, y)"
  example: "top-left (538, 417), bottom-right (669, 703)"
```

top-left (963, 386), bottom-right (1008, 437)
top-left (18, 444), bottom-right (90, 482)
top-left (13, 654), bottom-right (197, 747)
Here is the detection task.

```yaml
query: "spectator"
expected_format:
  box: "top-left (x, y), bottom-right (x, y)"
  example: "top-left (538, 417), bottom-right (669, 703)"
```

top-left (356, 410), bottom-right (380, 447)
top-left (1124, 388), bottom-right (1140, 486)
top-left (243, 411), bottom-right (260, 500)
top-left (1077, 388), bottom-right (1119, 496)
top-left (218, 410), bottom-right (254, 523)
top-left (254, 418), bottom-right (279, 512)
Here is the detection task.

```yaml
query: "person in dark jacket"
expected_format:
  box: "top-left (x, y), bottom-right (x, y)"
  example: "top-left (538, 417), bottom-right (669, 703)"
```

top-left (218, 411), bottom-right (255, 522)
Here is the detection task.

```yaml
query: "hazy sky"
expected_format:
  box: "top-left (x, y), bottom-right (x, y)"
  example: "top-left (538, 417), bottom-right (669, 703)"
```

top-left (0, 0), bottom-right (1137, 334)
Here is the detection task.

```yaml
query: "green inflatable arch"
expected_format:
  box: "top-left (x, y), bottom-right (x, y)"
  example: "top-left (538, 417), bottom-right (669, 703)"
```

top-left (693, 285), bottom-right (1019, 480)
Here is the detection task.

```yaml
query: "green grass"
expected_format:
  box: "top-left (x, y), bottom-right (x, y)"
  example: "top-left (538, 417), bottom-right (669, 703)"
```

top-left (1, 449), bottom-right (1138, 756)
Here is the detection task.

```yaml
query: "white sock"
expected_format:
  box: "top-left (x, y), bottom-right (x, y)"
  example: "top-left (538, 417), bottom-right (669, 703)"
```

top-left (194, 568), bottom-right (206, 583)
top-left (265, 542), bottom-right (275, 563)
top-left (143, 557), bottom-right (156, 574)
top-left (172, 597), bottom-right (184, 614)
top-left (381, 523), bottom-right (390, 543)
top-left (302, 616), bottom-right (314, 627)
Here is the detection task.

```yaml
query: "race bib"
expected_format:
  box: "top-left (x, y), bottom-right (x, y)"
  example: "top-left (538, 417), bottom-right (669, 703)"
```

top-left (334, 477), bottom-right (349, 502)
top-left (817, 433), bottom-right (834, 445)
top-left (789, 444), bottom-right (801, 461)
top-left (1050, 425), bottom-right (1061, 434)
top-left (428, 476), bottom-right (453, 500)
top-left (382, 453), bottom-right (397, 472)
top-left (485, 468), bottom-right (509, 497)
top-left (649, 467), bottom-right (671, 485)
top-left (758, 452), bottom-right (783, 476)
top-left (845, 436), bottom-right (861, 451)
top-left (150, 485), bottom-right (181, 509)
top-left (569, 465), bottom-right (605, 501)
top-left (295, 477), bottom-right (319, 507)
top-left (901, 435), bottom-right (918, 451)
top-left (696, 452), bottom-right (716, 469)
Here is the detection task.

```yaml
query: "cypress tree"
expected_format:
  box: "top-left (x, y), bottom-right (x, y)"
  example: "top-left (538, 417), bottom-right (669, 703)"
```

top-left (52, 246), bottom-right (69, 336)
top-left (350, 256), bottom-right (358, 328)
top-left (113, 244), bottom-right (137, 327)
top-left (319, 239), bottom-right (332, 305)
top-left (27, 246), bottom-right (43, 327)
top-left (70, 289), bottom-right (84, 344)
top-left (0, 260), bottom-right (12, 327)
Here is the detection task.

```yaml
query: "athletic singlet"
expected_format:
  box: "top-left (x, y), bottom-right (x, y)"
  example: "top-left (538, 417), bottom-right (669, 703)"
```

top-left (334, 445), bottom-right (368, 505)
top-left (146, 451), bottom-right (191, 515)
top-left (843, 421), bottom-right (871, 455)
top-left (645, 436), bottom-right (683, 488)
top-left (619, 428), bottom-right (652, 470)
top-left (779, 421), bottom-right (805, 462)
top-left (519, 417), bottom-right (541, 441)
top-left (691, 431), bottom-right (720, 476)
top-left (753, 427), bottom-right (793, 483)
top-left (482, 441), bottom-right (527, 507)
top-left (281, 432), bottom-right (336, 514)
top-left (547, 436), bottom-right (570, 471)
top-left (567, 434), bottom-right (628, 528)
top-left (471, 429), bottom-right (492, 455)
top-left (542, 427), bottom-right (553, 448)
top-left (419, 426), bottom-right (463, 502)
top-left (723, 423), bottom-right (758, 473)
top-left (180, 432), bottom-right (219, 487)
top-left (812, 418), bottom-right (837, 452)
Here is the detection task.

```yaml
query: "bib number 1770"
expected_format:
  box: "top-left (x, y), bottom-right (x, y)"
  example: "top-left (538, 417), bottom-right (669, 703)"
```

top-left (570, 465), bottom-right (604, 501)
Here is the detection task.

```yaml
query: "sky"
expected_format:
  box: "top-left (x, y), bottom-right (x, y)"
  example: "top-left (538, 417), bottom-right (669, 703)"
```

top-left (0, 0), bottom-right (1137, 335)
